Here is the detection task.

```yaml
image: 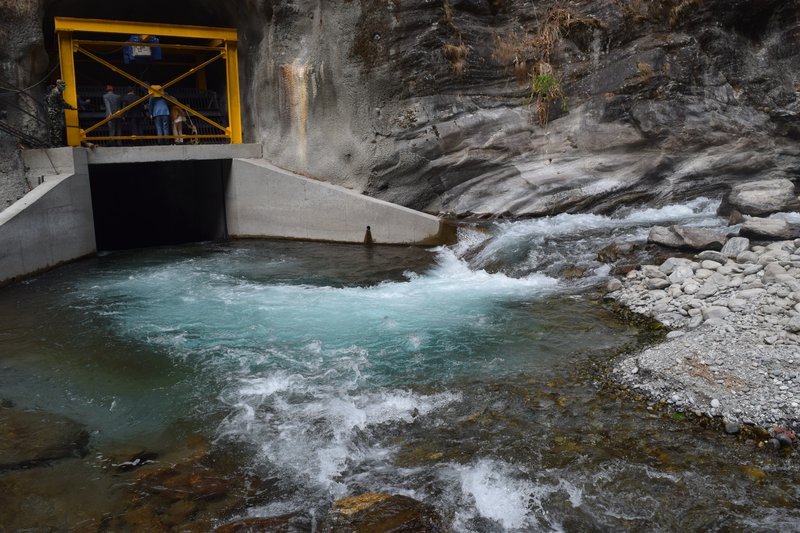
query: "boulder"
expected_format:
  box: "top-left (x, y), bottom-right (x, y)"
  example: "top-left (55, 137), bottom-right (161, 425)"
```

top-left (648, 225), bottom-right (728, 251)
top-left (721, 179), bottom-right (800, 216)
top-left (740, 218), bottom-right (794, 240)
top-left (696, 250), bottom-right (726, 263)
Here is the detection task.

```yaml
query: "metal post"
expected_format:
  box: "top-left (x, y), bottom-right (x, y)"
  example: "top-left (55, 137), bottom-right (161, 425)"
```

top-left (57, 30), bottom-right (80, 146)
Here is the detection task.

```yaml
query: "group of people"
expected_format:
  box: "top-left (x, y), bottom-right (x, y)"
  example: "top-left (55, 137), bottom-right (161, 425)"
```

top-left (103, 84), bottom-right (192, 145)
top-left (44, 79), bottom-right (194, 147)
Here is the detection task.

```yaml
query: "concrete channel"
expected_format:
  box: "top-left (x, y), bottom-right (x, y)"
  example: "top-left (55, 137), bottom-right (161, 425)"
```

top-left (0, 145), bottom-right (455, 285)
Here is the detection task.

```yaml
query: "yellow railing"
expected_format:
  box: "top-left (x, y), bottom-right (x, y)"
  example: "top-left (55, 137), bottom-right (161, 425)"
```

top-left (54, 17), bottom-right (242, 146)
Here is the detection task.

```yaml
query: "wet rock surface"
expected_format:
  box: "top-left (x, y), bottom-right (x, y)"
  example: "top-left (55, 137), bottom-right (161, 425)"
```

top-left (323, 493), bottom-right (446, 533)
top-left (0, 405), bottom-right (89, 469)
top-left (610, 237), bottom-right (800, 431)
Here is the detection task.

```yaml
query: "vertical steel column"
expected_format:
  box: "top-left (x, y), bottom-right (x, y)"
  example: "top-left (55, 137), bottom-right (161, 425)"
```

top-left (57, 30), bottom-right (80, 146)
top-left (225, 40), bottom-right (243, 144)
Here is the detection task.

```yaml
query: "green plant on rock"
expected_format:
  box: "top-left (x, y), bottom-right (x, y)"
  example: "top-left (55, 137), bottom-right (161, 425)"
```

top-left (530, 68), bottom-right (567, 127)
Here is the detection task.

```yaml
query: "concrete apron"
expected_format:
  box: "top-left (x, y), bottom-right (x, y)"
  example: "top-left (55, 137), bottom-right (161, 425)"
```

top-left (0, 147), bottom-right (455, 286)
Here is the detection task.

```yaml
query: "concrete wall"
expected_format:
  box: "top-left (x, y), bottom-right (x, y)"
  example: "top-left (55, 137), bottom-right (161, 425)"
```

top-left (226, 159), bottom-right (455, 245)
top-left (0, 149), bottom-right (95, 286)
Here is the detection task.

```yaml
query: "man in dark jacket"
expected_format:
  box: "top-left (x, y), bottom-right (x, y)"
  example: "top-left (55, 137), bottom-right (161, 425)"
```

top-left (102, 84), bottom-right (122, 145)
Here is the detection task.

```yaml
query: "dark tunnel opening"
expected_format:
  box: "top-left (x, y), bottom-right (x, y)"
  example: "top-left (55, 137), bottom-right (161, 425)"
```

top-left (89, 160), bottom-right (230, 251)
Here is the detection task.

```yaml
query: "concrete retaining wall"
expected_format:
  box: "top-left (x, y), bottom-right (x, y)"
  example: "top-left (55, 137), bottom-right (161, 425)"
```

top-left (226, 158), bottom-right (455, 245)
top-left (0, 149), bottom-right (95, 286)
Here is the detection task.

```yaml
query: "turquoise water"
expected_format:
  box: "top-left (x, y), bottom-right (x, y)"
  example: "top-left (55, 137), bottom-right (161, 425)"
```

top-left (1, 199), bottom-right (799, 531)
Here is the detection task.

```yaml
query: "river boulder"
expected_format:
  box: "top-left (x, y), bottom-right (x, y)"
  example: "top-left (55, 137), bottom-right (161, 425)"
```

top-left (740, 218), bottom-right (794, 240)
top-left (719, 179), bottom-right (800, 217)
top-left (648, 225), bottom-right (729, 251)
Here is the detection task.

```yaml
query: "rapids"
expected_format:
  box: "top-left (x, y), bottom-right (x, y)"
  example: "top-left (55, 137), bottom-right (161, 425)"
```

top-left (1, 198), bottom-right (798, 531)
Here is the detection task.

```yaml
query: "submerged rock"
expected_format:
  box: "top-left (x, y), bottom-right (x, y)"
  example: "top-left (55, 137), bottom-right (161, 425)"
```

top-left (323, 493), bottom-right (446, 532)
top-left (0, 407), bottom-right (89, 469)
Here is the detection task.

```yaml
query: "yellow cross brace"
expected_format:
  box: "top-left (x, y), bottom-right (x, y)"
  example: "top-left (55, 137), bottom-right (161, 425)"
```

top-left (54, 17), bottom-right (242, 146)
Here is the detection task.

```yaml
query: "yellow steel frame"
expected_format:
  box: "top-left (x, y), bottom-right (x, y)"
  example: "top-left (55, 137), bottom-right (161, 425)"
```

top-left (54, 17), bottom-right (242, 146)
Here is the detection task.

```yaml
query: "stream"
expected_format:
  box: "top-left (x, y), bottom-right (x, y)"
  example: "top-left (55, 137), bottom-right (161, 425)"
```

top-left (0, 198), bottom-right (798, 531)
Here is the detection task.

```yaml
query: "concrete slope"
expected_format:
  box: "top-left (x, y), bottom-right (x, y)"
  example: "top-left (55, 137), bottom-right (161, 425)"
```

top-left (226, 158), bottom-right (455, 245)
top-left (0, 150), bottom-right (95, 286)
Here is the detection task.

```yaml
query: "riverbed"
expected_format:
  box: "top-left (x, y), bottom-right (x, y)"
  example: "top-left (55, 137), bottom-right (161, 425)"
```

top-left (1, 199), bottom-right (798, 531)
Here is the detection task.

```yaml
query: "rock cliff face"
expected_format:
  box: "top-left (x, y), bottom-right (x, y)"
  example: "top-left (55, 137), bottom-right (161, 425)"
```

top-left (2, 0), bottom-right (799, 217)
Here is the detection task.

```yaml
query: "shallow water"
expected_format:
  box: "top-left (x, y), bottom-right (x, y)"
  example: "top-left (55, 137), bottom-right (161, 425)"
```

top-left (1, 199), bottom-right (798, 531)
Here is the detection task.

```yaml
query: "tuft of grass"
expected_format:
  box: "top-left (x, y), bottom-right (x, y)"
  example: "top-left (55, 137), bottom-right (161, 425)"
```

top-left (530, 65), bottom-right (567, 127)
top-left (443, 42), bottom-right (469, 77)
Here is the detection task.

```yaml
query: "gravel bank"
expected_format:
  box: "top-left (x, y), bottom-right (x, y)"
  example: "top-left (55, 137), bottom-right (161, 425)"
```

top-left (608, 237), bottom-right (800, 434)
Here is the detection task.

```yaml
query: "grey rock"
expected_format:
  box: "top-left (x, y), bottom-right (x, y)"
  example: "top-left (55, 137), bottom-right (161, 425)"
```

top-left (762, 262), bottom-right (788, 283)
top-left (724, 179), bottom-right (800, 216)
top-left (696, 251), bottom-right (727, 264)
top-left (740, 218), bottom-right (793, 240)
top-left (736, 288), bottom-right (767, 300)
top-left (785, 316), bottom-right (800, 333)
top-left (606, 278), bottom-right (623, 292)
top-left (724, 421), bottom-right (740, 434)
top-left (642, 265), bottom-right (667, 279)
top-left (659, 257), bottom-right (693, 275)
top-left (648, 226), bottom-right (685, 249)
top-left (721, 237), bottom-right (750, 258)
top-left (702, 306), bottom-right (731, 321)
top-left (736, 250), bottom-right (759, 264)
top-left (645, 278), bottom-right (671, 290)
top-left (668, 265), bottom-right (694, 284)
top-left (700, 259), bottom-right (723, 270)
top-left (672, 226), bottom-right (729, 251)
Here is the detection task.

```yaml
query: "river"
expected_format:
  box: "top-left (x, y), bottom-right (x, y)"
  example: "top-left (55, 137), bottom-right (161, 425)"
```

top-left (1, 198), bottom-right (798, 531)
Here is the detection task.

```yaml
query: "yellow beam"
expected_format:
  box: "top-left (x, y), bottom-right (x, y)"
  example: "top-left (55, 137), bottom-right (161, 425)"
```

top-left (225, 41), bottom-right (243, 144)
top-left (74, 39), bottom-right (224, 52)
top-left (54, 17), bottom-right (238, 42)
top-left (57, 31), bottom-right (81, 146)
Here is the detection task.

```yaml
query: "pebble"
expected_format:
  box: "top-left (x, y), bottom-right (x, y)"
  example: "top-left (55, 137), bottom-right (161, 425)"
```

top-left (611, 237), bottom-right (800, 432)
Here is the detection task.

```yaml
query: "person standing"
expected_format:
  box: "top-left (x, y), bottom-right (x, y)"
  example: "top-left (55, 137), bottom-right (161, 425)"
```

top-left (170, 104), bottom-right (187, 143)
top-left (103, 85), bottom-right (123, 145)
top-left (148, 90), bottom-right (170, 145)
top-left (44, 79), bottom-right (76, 147)
top-left (121, 87), bottom-right (144, 142)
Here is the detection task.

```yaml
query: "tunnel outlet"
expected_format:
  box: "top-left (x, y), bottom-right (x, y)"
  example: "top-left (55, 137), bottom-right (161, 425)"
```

top-left (89, 159), bottom-right (229, 251)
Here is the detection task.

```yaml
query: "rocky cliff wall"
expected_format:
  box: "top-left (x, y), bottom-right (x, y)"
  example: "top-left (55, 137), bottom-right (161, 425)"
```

top-left (1, 0), bottom-right (799, 217)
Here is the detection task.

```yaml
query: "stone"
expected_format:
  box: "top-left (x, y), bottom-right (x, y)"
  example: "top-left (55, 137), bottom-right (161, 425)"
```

top-left (700, 259), bottom-right (722, 270)
top-left (606, 278), bottom-right (623, 292)
top-left (645, 278), bottom-right (671, 290)
top-left (724, 421), bottom-right (740, 434)
top-left (785, 316), bottom-right (800, 333)
top-left (696, 251), bottom-right (726, 263)
top-left (642, 265), bottom-right (667, 279)
top-left (723, 179), bottom-right (800, 216)
top-left (648, 226), bottom-right (685, 248)
top-left (740, 218), bottom-right (793, 240)
top-left (727, 298), bottom-right (749, 312)
top-left (702, 306), bottom-right (730, 321)
top-left (736, 250), bottom-right (759, 264)
top-left (668, 265), bottom-right (694, 284)
top-left (762, 262), bottom-right (788, 283)
top-left (696, 282), bottom-right (719, 299)
top-left (672, 226), bottom-right (729, 251)
top-left (659, 257), bottom-right (693, 275)
top-left (721, 237), bottom-right (750, 258)
top-left (710, 398), bottom-right (720, 408)
top-left (597, 241), bottom-right (639, 263)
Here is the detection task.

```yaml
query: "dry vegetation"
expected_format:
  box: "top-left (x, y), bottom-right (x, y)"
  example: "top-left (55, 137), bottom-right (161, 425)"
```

top-left (443, 42), bottom-right (469, 77)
